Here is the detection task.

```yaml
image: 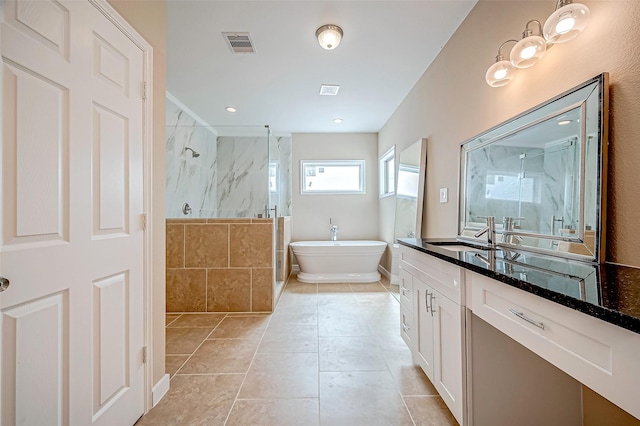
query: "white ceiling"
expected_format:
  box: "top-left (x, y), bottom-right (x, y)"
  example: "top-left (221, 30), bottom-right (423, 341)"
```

top-left (166, 0), bottom-right (478, 135)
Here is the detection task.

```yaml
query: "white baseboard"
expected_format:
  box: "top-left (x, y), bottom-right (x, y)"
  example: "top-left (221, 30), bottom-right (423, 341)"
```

top-left (152, 373), bottom-right (170, 407)
top-left (378, 264), bottom-right (400, 284)
top-left (378, 264), bottom-right (391, 279)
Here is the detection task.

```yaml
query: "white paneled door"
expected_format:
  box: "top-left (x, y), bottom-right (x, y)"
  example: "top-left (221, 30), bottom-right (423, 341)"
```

top-left (0, 1), bottom-right (147, 424)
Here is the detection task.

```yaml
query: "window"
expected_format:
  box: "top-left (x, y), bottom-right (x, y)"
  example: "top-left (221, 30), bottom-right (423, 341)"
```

top-left (379, 146), bottom-right (395, 198)
top-left (269, 162), bottom-right (279, 193)
top-left (485, 171), bottom-right (541, 204)
top-left (396, 164), bottom-right (419, 199)
top-left (301, 160), bottom-right (365, 194)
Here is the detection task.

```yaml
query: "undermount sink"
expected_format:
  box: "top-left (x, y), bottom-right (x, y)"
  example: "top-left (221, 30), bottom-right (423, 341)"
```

top-left (436, 244), bottom-right (488, 252)
top-left (427, 241), bottom-right (492, 252)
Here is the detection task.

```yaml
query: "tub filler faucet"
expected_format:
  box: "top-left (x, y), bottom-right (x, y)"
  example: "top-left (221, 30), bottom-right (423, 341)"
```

top-left (330, 225), bottom-right (339, 241)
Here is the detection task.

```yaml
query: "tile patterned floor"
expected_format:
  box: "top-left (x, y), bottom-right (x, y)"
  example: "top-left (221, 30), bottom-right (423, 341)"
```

top-left (136, 276), bottom-right (457, 426)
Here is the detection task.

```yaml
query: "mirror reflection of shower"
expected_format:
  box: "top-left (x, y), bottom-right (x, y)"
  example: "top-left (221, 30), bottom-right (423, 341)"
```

top-left (184, 147), bottom-right (200, 158)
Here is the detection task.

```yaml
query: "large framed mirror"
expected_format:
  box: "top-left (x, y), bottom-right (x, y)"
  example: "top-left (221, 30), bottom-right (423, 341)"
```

top-left (389, 138), bottom-right (427, 285)
top-left (394, 138), bottom-right (427, 240)
top-left (458, 74), bottom-right (608, 263)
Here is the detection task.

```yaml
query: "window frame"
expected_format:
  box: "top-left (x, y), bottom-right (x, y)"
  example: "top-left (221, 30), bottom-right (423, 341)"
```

top-left (379, 146), bottom-right (396, 198)
top-left (300, 159), bottom-right (366, 195)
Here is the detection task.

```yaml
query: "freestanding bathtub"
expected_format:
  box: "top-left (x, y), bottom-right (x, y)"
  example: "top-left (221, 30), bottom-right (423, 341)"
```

top-left (289, 240), bottom-right (387, 283)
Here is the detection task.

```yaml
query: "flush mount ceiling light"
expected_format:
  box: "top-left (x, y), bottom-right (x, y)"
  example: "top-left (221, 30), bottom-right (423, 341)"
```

top-left (316, 25), bottom-right (343, 50)
top-left (511, 20), bottom-right (547, 69)
top-left (485, 40), bottom-right (518, 88)
top-left (332, 118), bottom-right (344, 124)
top-left (558, 120), bottom-right (572, 125)
top-left (226, 106), bottom-right (237, 113)
top-left (544, 0), bottom-right (590, 43)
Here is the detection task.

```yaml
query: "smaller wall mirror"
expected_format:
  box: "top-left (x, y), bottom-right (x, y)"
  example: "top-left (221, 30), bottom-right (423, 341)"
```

top-left (458, 74), bottom-right (608, 263)
top-left (394, 138), bottom-right (427, 240)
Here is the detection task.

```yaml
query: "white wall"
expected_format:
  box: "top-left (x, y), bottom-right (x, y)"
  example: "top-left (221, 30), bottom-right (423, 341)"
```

top-left (378, 0), bottom-right (640, 271)
top-left (292, 133), bottom-right (379, 241)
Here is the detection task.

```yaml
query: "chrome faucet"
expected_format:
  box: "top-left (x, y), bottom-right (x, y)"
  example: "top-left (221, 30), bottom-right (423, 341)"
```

top-left (330, 225), bottom-right (339, 241)
top-left (474, 216), bottom-right (496, 249)
top-left (502, 216), bottom-right (525, 245)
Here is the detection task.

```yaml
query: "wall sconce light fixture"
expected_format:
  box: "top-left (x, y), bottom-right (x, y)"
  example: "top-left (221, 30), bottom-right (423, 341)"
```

top-left (316, 24), bottom-right (343, 50)
top-left (485, 0), bottom-right (590, 87)
top-left (510, 20), bottom-right (547, 69)
top-left (544, 0), bottom-right (590, 43)
top-left (486, 40), bottom-right (518, 88)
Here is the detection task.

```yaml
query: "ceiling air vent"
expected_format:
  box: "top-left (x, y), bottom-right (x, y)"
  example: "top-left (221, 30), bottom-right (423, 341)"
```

top-left (319, 84), bottom-right (340, 96)
top-left (223, 32), bottom-right (255, 54)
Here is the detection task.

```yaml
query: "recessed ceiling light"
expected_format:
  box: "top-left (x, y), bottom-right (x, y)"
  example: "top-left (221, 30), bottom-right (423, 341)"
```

top-left (226, 106), bottom-right (237, 113)
top-left (558, 120), bottom-right (572, 125)
top-left (320, 85), bottom-right (340, 96)
top-left (333, 118), bottom-right (343, 124)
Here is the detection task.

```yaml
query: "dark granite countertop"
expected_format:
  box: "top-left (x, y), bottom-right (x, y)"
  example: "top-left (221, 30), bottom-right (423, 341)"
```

top-left (397, 238), bottom-right (640, 335)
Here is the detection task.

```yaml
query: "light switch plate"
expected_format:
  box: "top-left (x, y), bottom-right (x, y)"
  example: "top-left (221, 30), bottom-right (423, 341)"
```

top-left (439, 188), bottom-right (448, 203)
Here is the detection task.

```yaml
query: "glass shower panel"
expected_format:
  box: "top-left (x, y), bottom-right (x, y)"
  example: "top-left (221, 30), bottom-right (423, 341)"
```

top-left (540, 139), bottom-right (580, 238)
top-left (268, 130), bottom-right (293, 291)
top-left (267, 131), bottom-right (292, 217)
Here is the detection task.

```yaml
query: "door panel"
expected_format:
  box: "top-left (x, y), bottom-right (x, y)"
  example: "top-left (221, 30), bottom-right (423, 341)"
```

top-left (2, 60), bottom-right (69, 246)
top-left (93, 273), bottom-right (129, 415)
top-left (93, 103), bottom-right (128, 235)
top-left (1, 291), bottom-right (69, 425)
top-left (1, 1), bottom-right (146, 424)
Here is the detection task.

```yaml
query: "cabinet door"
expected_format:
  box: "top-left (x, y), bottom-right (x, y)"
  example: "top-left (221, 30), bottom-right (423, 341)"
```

top-left (433, 291), bottom-right (464, 423)
top-left (414, 278), bottom-right (435, 380)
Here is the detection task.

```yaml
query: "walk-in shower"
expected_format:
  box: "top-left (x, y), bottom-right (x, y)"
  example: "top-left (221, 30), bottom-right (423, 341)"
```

top-left (165, 97), bottom-right (293, 312)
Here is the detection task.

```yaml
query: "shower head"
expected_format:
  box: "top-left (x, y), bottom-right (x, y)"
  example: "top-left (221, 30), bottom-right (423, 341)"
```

top-left (184, 147), bottom-right (200, 158)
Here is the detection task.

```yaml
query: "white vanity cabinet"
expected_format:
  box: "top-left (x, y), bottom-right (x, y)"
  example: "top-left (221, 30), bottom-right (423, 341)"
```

top-left (468, 270), bottom-right (640, 420)
top-left (399, 246), bottom-right (466, 424)
top-left (400, 243), bottom-right (640, 423)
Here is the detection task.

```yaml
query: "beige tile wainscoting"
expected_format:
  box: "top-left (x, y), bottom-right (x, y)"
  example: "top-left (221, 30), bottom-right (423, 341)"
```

top-left (166, 218), bottom-right (274, 313)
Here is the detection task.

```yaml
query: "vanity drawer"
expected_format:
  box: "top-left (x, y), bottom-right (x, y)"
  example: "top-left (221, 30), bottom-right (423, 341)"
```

top-left (468, 271), bottom-right (640, 420)
top-left (399, 268), bottom-right (413, 310)
top-left (400, 246), bottom-right (464, 305)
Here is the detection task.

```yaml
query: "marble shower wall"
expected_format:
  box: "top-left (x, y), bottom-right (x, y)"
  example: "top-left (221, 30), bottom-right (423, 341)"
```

top-left (216, 136), bottom-right (269, 218)
top-left (166, 99), bottom-right (217, 218)
top-left (166, 99), bottom-right (292, 219)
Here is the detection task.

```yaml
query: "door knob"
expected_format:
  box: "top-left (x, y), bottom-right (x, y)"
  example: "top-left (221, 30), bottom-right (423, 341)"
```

top-left (0, 276), bottom-right (9, 292)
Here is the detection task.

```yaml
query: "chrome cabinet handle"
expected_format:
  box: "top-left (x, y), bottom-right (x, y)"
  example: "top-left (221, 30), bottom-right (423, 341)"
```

top-left (401, 286), bottom-right (408, 296)
top-left (425, 291), bottom-right (430, 313)
top-left (509, 308), bottom-right (545, 330)
top-left (429, 293), bottom-right (436, 317)
top-left (0, 276), bottom-right (10, 292)
top-left (402, 323), bottom-right (410, 333)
